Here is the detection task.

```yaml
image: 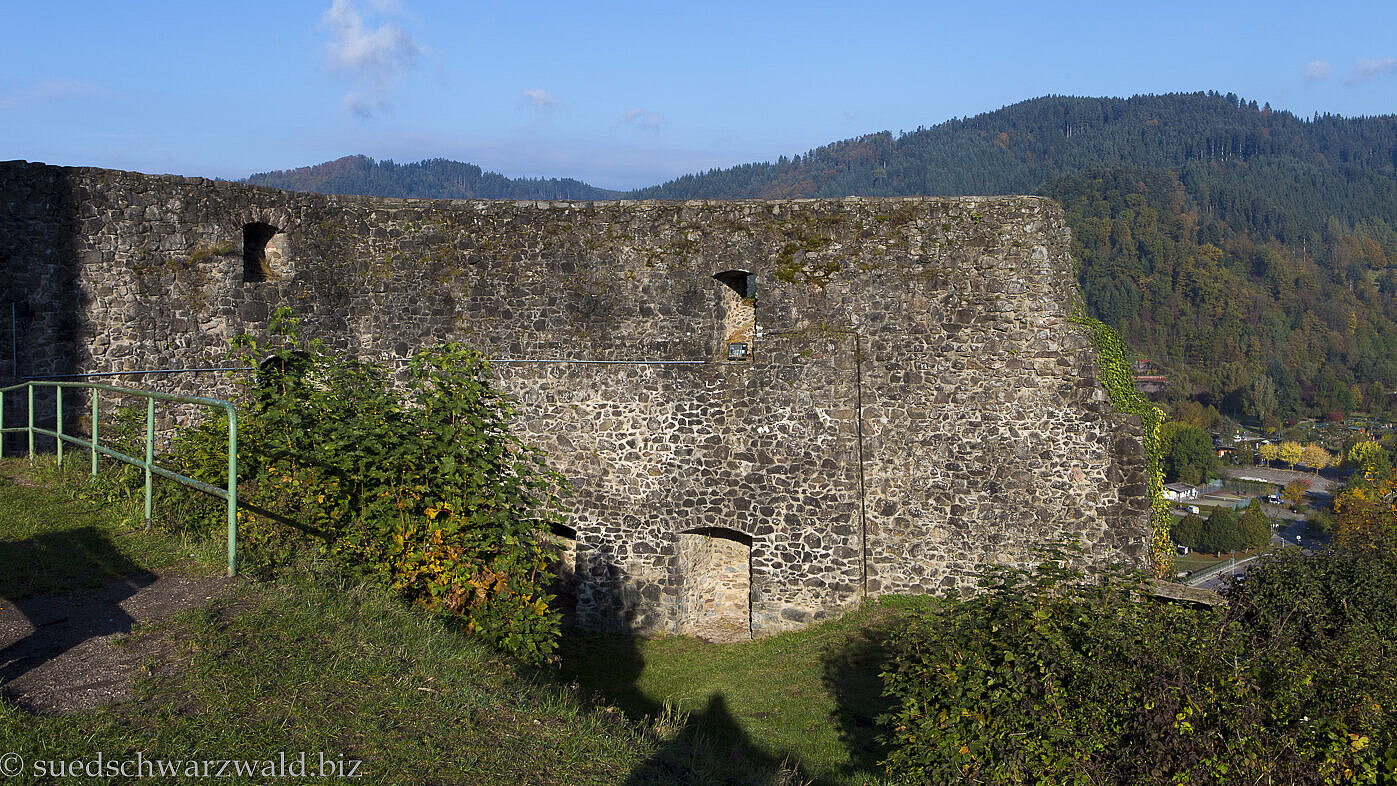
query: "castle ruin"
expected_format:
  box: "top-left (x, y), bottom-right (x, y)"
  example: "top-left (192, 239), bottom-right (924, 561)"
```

top-left (0, 161), bottom-right (1152, 638)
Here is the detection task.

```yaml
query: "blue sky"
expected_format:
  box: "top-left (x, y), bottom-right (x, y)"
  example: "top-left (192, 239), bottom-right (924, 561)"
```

top-left (2, 0), bottom-right (1394, 190)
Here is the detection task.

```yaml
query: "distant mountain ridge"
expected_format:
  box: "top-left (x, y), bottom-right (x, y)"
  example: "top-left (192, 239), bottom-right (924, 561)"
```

top-left (243, 94), bottom-right (1397, 419)
top-left (633, 92), bottom-right (1397, 226)
top-left (245, 155), bottom-right (623, 201)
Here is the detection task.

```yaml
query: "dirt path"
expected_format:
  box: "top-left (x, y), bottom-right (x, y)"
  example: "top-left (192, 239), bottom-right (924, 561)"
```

top-left (0, 572), bottom-right (233, 714)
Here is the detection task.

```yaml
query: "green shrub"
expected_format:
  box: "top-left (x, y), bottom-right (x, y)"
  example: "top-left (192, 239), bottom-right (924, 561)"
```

top-left (1199, 507), bottom-right (1245, 554)
top-left (1239, 499), bottom-right (1271, 549)
top-left (878, 543), bottom-right (1397, 784)
top-left (1171, 512), bottom-right (1203, 551)
top-left (114, 308), bottom-right (567, 664)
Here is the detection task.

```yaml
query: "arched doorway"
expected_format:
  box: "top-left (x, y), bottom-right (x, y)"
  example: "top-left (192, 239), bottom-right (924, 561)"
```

top-left (676, 527), bottom-right (752, 641)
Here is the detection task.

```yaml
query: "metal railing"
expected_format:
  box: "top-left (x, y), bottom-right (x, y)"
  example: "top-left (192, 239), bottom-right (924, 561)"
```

top-left (0, 381), bottom-right (239, 577)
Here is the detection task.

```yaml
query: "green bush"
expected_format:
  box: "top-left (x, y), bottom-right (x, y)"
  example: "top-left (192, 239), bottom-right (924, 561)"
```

top-left (878, 544), bottom-right (1397, 784)
top-left (110, 309), bottom-right (568, 664)
top-left (1239, 499), bottom-right (1272, 550)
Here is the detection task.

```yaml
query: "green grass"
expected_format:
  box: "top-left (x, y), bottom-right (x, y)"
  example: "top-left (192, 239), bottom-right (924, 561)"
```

top-left (1, 565), bottom-right (663, 784)
top-left (0, 457), bottom-right (224, 597)
top-left (1173, 546), bottom-right (1272, 576)
top-left (0, 459), bottom-right (845, 784)
top-left (560, 601), bottom-right (913, 786)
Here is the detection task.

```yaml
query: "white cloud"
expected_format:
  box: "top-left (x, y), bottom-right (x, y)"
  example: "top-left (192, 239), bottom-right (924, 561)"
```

top-left (1302, 60), bottom-right (1332, 82)
top-left (618, 108), bottom-right (665, 132)
top-left (517, 88), bottom-right (557, 112)
top-left (1346, 57), bottom-right (1397, 84)
top-left (319, 0), bottom-right (423, 119)
top-left (343, 92), bottom-right (381, 119)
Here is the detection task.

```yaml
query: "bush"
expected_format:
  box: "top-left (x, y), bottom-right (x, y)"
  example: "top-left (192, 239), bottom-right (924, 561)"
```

top-left (1239, 499), bottom-right (1272, 550)
top-left (878, 543), bottom-right (1397, 784)
top-left (134, 309), bottom-right (567, 664)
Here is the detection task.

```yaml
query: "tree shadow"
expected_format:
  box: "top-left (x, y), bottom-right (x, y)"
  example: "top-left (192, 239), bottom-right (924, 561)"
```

top-left (556, 550), bottom-right (814, 784)
top-left (560, 631), bottom-right (808, 785)
top-left (624, 693), bottom-right (802, 786)
top-left (819, 612), bottom-right (898, 779)
top-left (0, 526), bottom-right (154, 709)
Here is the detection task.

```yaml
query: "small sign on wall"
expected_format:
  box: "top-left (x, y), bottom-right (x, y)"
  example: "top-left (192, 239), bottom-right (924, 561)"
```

top-left (727, 342), bottom-right (749, 361)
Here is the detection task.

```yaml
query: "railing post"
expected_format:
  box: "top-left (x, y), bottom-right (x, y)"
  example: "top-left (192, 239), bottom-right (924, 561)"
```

top-left (227, 407), bottom-right (238, 577)
top-left (27, 383), bottom-right (34, 461)
top-left (144, 397), bottom-right (154, 529)
top-left (56, 385), bottom-right (64, 466)
top-left (0, 380), bottom-right (240, 578)
top-left (91, 389), bottom-right (99, 476)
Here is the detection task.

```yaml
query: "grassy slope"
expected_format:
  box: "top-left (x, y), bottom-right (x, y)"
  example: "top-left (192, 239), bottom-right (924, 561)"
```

top-left (1, 459), bottom-right (901, 784)
top-left (0, 462), bottom-right (647, 784)
top-left (561, 603), bottom-right (911, 786)
top-left (0, 459), bottom-right (222, 597)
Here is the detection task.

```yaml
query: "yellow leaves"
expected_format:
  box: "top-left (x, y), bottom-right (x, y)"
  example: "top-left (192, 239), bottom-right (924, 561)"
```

top-left (423, 500), bottom-right (455, 521)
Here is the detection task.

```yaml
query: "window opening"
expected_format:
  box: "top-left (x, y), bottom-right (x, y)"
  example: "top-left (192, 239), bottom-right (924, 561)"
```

top-left (713, 270), bottom-right (755, 362)
top-left (242, 222), bottom-right (282, 282)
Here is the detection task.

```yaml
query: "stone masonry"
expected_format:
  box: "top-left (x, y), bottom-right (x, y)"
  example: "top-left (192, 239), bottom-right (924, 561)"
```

top-left (0, 161), bottom-right (1152, 637)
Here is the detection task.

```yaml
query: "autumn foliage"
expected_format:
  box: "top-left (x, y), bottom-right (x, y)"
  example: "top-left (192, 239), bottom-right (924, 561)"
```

top-left (1334, 469), bottom-right (1397, 553)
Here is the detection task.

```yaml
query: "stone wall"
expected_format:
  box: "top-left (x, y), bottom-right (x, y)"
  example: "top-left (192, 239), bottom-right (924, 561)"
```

top-left (0, 161), bottom-right (1152, 636)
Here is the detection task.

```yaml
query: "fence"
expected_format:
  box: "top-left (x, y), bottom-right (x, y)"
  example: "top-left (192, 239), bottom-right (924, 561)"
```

top-left (0, 381), bottom-right (239, 576)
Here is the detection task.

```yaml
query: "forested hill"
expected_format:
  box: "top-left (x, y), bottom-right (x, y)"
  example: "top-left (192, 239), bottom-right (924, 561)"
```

top-left (242, 94), bottom-right (1397, 422)
top-left (632, 93), bottom-right (1397, 219)
top-left (245, 155), bottom-right (623, 200)
top-left (634, 93), bottom-right (1397, 422)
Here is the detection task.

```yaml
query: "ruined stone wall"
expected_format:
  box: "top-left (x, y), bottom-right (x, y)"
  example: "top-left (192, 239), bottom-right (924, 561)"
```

top-left (0, 161), bottom-right (1151, 636)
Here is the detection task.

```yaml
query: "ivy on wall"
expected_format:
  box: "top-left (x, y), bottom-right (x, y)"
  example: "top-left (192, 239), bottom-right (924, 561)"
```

top-left (1069, 310), bottom-right (1173, 577)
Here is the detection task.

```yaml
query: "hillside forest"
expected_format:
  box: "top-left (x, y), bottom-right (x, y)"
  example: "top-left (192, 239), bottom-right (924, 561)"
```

top-left (248, 92), bottom-right (1397, 426)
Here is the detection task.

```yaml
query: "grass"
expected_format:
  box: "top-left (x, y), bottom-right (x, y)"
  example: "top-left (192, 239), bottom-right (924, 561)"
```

top-left (1173, 551), bottom-right (1237, 575)
top-left (0, 457), bottom-right (224, 597)
top-left (1, 566), bottom-right (661, 784)
top-left (560, 602), bottom-right (914, 786)
top-left (1174, 546), bottom-right (1274, 577)
top-left (3, 457), bottom-right (890, 784)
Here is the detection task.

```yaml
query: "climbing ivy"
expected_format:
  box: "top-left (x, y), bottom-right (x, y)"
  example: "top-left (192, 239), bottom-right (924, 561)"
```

top-left (1069, 310), bottom-right (1172, 577)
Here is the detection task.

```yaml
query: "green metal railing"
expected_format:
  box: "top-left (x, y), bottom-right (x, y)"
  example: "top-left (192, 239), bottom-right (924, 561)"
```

top-left (0, 381), bottom-right (239, 577)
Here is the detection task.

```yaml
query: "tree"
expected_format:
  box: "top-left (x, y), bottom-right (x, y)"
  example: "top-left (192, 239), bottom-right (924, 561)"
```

top-left (1333, 471), bottom-right (1397, 552)
top-left (1278, 441), bottom-right (1304, 470)
top-left (1239, 499), bottom-right (1271, 549)
top-left (1171, 513), bottom-right (1204, 551)
top-left (1281, 479), bottom-right (1312, 507)
top-left (1164, 424), bottom-right (1218, 484)
top-left (1258, 443), bottom-right (1279, 467)
top-left (1199, 508), bottom-right (1245, 554)
top-left (1300, 444), bottom-right (1331, 476)
top-left (1347, 439), bottom-right (1389, 472)
top-left (1246, 374), bottom-right (1279, 427)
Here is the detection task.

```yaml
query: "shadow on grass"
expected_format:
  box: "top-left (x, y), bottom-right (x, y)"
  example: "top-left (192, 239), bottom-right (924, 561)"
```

top-left (559, 632), bottom-right (808, 785)
top-left (558, 606), bottom-right (909, 785)
top-left (819, 617), bottom-right (898, 779)
top-left (0, 526), bottom-right (154, 707)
